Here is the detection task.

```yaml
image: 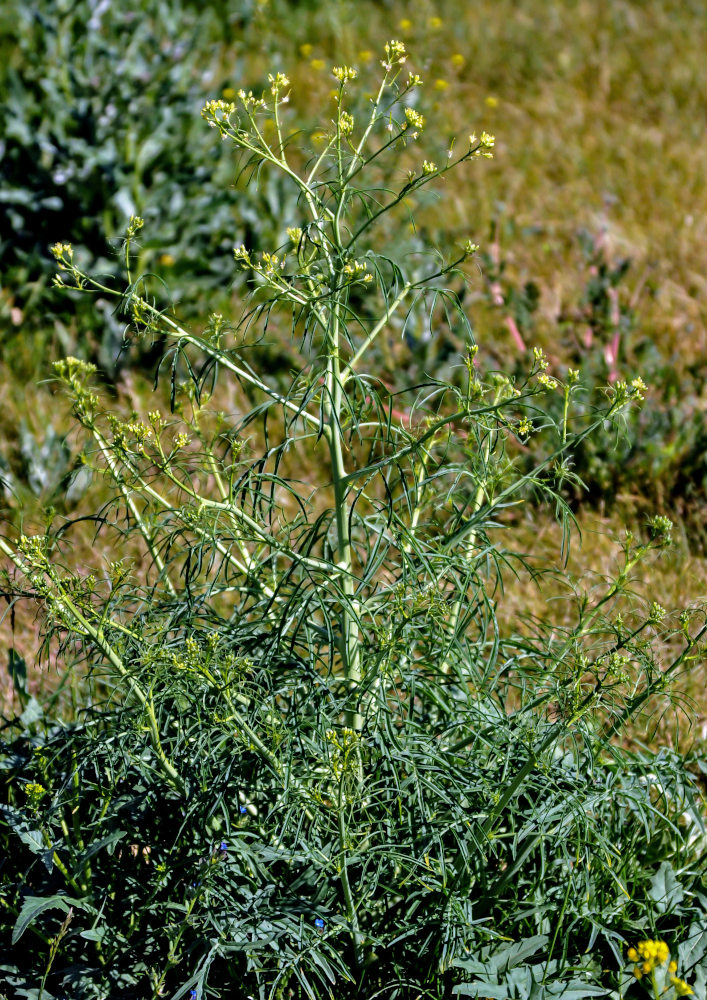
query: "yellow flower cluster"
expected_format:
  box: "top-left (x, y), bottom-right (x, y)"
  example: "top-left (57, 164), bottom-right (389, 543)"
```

top-left (469, 131), bottom-right (496, 158)
top-left (383, 39), bottom-right (407, 70)
top-left (333, 65), bottom-right (357, 83)
top-left (404, 107), bottom-right (425, 132)
top-left (268, 72), bottom-right (290, 96)
top-left (51, 241), bottom-right (73, 261)
top-left (24, 782), bottom-right (47, 804)
top-left (628, 940), bottom-right (693, 995)
top-left (628, 939), bottom-right (668, 977)
top-left (233, 245), bottom-right (252, 268)
top-left (202, 98), bottom-right (236, 122)
top-left (533, 346), bottom-right (549, 370)
top-left (342, 260), bottom-right (372, 284)
top-left (339, 111), bottom-right (355, 135)
top-left (671, 976), bottom-right (694, 997)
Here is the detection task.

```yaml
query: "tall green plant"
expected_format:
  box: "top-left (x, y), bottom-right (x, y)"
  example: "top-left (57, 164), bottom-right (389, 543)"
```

top-left (1, 42), bottom-right (705, 1000)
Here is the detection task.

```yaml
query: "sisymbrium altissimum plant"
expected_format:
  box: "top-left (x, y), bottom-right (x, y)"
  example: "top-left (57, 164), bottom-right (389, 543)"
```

top-left (1, 41), bottom-right (705, 1000)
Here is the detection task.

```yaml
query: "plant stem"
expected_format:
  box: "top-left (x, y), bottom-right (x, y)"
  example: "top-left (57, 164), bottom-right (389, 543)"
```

top-left (323, 288), bottom-right (362, 729)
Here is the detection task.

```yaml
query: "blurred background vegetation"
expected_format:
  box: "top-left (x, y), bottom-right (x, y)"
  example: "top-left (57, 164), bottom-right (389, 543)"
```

top-left (1, 0), bottom-right (706, 743)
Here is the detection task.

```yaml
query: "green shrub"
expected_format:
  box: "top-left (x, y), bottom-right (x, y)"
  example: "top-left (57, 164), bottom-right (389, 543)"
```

top-left (0, 0), bottom-right (292, 378)
top-left (1, 44), bottom-right (706, 1000)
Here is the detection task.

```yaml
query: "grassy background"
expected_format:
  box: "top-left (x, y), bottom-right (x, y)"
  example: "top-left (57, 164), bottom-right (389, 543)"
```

top-left (1, 0), bottom-right (706, 748)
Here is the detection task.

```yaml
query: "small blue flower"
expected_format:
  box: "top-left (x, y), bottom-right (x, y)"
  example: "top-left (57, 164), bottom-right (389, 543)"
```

top-left (219, 841), bottom-right (228, 852)
top-left (239, 805), bottom-right (247, 815)
top-left (315, 917), bottom-right (325, 930)
top-left (189, 991), bottom-right (197, 1000)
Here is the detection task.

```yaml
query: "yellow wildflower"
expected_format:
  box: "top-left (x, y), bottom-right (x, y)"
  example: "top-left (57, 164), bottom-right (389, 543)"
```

top-left (300, 43), bottom-right (313, 58)
top-left (333, 65), bottom-right (357, 82)
top-left (671, 976), bottom-right (693, 996)
top-left (428, 16), bottom-right (443, 29)
top-left (339, 111), bottom-right (355, 135)
top-left (269, 72), bottom-right (290, 95)
top-left (629, 939), bottom-right (671, 978)
top-left (25, 782), bottom-right (46, 802)
top-left (310, 59), bottom-right (326, 71)
top-left (404, 107), bottom-right (425, 131)
top-left (451, 53), bottom-right (465, 68)
top-left (434, 79), bottom-right (449, 91)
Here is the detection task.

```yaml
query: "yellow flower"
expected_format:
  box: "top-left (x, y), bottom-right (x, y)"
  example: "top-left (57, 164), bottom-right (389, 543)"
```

top-left (451, 53), bottom-right (465, 68)
top-left (630, 939), bottom-right (671, 977)
top-left (669, 961), bottom-right (678, 974)
top-left (399, 18), bottom-right (413, 32)
top-left (25, 782), bottom-right (46, 802)
top-left (333, 65), bottom-right (357, 83)
top-left (310, 58), bottom-right (326, 71)
top-left (339, 111), bottom-right (355, 135)
top-left (434, 78), bottom-right (449, 91)
top-left (485, 95), bottom-right (499, 107)
top-left (671, 977), bottom-right (693, 996)
top-left (159, 253), bottom-right (175, 267)
top-left (300, 43), bottom-right (313, 58)
top-left (428, 16), bottom-right (443, 28)
top-left (404, 107), bottom-right (425, 131)
top-left (221, 86), bottom-right (235, 99)
top-left (358, 49), bottom-right (373, 63)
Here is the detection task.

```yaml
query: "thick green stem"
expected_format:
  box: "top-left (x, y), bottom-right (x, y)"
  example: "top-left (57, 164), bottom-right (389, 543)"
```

top-left (323, 293), bottom-right (362, 729)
